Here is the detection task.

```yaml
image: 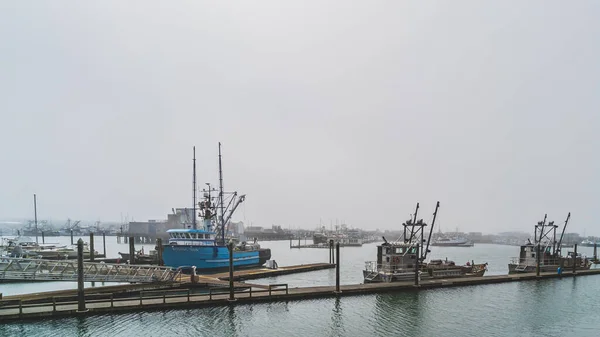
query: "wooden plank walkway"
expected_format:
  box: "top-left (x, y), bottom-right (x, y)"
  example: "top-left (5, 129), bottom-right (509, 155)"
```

top-left (208, 263), bottom-right (335, 281)
top-left (2, 269), bottom-right (599, 322)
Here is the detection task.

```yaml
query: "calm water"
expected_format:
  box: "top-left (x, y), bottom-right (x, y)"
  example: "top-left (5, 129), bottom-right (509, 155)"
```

top-left (2, 238), bottom-right (600, 336)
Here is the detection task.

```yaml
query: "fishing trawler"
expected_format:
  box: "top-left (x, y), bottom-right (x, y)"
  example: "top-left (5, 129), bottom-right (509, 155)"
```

top-left (508, 213), bottom-right (592, 273)
top-left (363, 202), bottom-right (486, 283)
top-left (161, 144), bottom-right (271, 271)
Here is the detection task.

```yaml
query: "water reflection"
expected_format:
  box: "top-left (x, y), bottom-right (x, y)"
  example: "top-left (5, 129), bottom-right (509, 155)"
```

top-left (76, 316), bottom-right (88, 337)
top-left (371, 292), bottom-right (423, 336)
top-left (328, 297), bottom-right (345, 337)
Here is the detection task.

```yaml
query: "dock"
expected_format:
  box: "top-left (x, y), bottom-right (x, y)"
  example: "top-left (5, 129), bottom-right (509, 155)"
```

top-left (2, 269), bottom-right (600, 322)
top-left (208, 263), bottom-right (335, 281)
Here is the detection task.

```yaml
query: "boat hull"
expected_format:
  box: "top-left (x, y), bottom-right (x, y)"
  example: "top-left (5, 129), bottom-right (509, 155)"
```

top-left (163, 245), bottom-right (271, 271)
top-left (508, 262), bottom-right (592, 274)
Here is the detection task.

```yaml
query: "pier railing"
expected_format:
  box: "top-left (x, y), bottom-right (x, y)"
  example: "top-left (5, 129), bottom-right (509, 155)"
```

top-left (0, 283), bottom-right (290, 316)
top-left (0, 257), bottom-right (181, 283)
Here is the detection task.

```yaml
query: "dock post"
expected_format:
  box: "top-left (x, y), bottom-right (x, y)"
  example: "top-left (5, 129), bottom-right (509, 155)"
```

top-left (335, 242), bottom-right (341, 294)
top-left (228, 242), bottom-right (236, 302)
top-left (289, 238), bottom-right (292, 248)
top-left (156, 238), bottom-right (163, 266)
top-left (330, 239), bottom-right (335, 265)
top-left (536, 241), bottom-right (541, 277)
top-left (76, 238), bottom-right (87, 312)
top-left (71, 230), bottom-right (74, 245)
top-left (594, 242), bottom-right (597, 261)
top-left (103, 232), bottom-right (107, 258)
top-left (573, 244), bottom-right (578, 274)
top-left (89, 233), bottom-right (95, 262)
top-left (415, 244), bottom-right (420, 286)
top-left (129, 236), bottom-right (135, 264)
top-left (42, 231), bottom-right (45, 244)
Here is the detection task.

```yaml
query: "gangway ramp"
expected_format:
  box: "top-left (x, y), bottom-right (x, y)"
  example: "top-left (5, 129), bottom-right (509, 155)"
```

top-left (0, 257), bottom-right (180, 283)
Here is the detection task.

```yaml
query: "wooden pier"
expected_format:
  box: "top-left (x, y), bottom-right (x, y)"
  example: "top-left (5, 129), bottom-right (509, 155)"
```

top-left (2, 269), bottom-right (600, 322)
top-left (208, 263), bottom-right (335, 281)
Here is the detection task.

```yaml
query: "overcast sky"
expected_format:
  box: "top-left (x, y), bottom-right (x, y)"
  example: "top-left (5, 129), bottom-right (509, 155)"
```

top-left (1, 1), bottom-right (599, 235)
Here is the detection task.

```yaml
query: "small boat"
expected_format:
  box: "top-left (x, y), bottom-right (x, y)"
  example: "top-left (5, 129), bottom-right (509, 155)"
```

top-left (364, 202), bottom-right (486, 283)
top-left (119, 249), bottom-right (157, 264)
top-left (508, 213), bottom-right (592, 273)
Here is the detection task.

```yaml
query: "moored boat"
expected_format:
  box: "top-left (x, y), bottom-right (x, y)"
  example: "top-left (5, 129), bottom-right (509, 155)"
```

top-left (161, 144), bottom-right (271, 271)
top-left (508, 213), bottom-right (592, 274)
top-left (363, 202), bottom-right (486, 283)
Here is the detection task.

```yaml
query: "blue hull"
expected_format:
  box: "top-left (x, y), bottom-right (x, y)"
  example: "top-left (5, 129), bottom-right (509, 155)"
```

top-left (162, 245), bottom-right (263, 270)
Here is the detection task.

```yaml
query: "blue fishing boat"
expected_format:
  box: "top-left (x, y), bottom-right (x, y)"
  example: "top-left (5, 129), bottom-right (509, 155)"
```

top-left (162, 144), bottom-right (271, 271)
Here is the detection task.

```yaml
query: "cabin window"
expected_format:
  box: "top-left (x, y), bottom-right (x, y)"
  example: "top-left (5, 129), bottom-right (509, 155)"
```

top-left (395, 248), bottom-right (403, 254)
top-left (385, 248), bottom-right (390, 254)
top-left (386, 257), bottom-right (390, 262)
top-left (531, 253), bottom-right (535, 258)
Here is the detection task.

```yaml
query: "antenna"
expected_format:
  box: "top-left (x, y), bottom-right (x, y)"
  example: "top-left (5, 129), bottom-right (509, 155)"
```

top-left (192, 146), bottom-right (197, 230)
top-left (218, 142), bottom-right (226, 245)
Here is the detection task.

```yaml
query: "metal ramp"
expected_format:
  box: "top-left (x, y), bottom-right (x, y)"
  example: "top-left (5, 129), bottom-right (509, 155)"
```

top-left (0, 257), bottom-right (181, 283)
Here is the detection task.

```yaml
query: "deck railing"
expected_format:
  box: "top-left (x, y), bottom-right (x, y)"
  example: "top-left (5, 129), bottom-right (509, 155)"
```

top-left (0, 283), bottom-right (290, 316)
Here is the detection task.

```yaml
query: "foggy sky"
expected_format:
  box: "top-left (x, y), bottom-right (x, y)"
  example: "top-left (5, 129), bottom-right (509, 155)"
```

top-left (1, 1), bottom-right (599, 234)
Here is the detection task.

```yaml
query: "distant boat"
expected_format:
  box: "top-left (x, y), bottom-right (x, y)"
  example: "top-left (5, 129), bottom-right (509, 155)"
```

top-left (430, 236), bottom-right (474, 247)
top-left (580, 239), bottom-right (597, 247)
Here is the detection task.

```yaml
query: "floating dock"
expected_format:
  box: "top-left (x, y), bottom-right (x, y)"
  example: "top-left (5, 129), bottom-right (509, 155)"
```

top-left (2, 269), bottom-right (600, 322)
top-left (208, 263), bottom-right (335, 281)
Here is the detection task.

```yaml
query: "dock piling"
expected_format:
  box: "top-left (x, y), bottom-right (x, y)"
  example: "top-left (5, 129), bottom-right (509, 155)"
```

top-left (536, 241), bottom-right (541, 277)
top-left (156, 238), bottom-right (163, 266)
top-left (415, 243), bottom-right (420, 286)
top-left (42, 232), bottom-right (45, 244)
top-left (129, 236), bottom-right (135, 264)
top-left (70, 230), bottom-right (74, 245)
top-left (228, 242), bottom-right (236, 302)
top-left (103, 232), bottom-right (107, 258)
top-left (335, 242), bottom-right (341, 294)
top-left (573, 244), bottom-right (578, 274)
top-left (76, 239), bottom-right (87, 312)
top-left (89, 233), bottom-right (95, 262)
top-left (330, 239), bottom-right (335, 265)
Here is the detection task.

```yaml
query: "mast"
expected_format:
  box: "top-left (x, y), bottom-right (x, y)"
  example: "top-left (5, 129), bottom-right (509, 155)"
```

top-left (404, 203), bottom-right (419, 243)
top-left (218, 142), bottom-right (226, 245)
top-left (34, 194), bottom-right (38, 244)
top-left (556, 212), bottom-right (570, 255)
top-left (423, 201), bottom-right (440, 261)
top-left (193, 146), bottom-right (197, 230)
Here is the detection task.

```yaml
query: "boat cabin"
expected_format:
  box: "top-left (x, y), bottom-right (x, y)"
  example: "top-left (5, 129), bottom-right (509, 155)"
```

top-left (515, 242), bottom-right (557, 266)
top-left (167, 229), bottom-right (216, 246)
top-left (372, 242), bottom-right (419, 272)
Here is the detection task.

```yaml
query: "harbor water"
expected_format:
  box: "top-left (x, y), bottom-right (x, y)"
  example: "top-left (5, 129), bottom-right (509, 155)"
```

top-left (2, 237), bottom-right (600, 336)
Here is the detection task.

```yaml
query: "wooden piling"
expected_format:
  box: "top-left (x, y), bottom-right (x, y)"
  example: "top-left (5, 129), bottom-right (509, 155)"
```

top-left (573, 244), bottom-right (578, 274)
top-left (70, 230), bottom-right (74, 245)
top-left (76, 239), bottom-right (86, 312)
top-left (156, 238), bottom-right (163, 266)
top-left (103, 232), bottom-right (107, 258)
top-left (415, 243), bottom-right (420, 286)
top-left (89, 233), bottom-right (95, 262)
top-left (335, 242), bottom-right (340, 293)
top-left (228, 242), bottom-right (236, 301)
top-left (129, 237), bottom-right (135, 265)
top-left (41, 232), bottom-right (45, 244)
top-left (536, 242), bottom-right (541, 277)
